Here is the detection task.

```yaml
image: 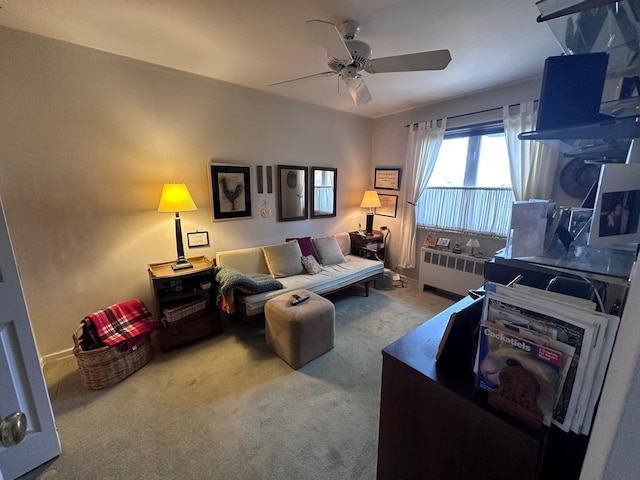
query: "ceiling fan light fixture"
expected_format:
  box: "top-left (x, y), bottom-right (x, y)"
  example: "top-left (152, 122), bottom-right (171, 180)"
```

top-left (271, 19), bottom-right (451, 107)
top-left (341, 70), bottom-right (372, 106)
top-left (340, 65), bottom-right (358, 80)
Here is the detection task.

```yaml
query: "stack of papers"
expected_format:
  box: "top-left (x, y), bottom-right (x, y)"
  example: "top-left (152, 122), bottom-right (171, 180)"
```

top-left (475, 282), bottom-right (620, 434)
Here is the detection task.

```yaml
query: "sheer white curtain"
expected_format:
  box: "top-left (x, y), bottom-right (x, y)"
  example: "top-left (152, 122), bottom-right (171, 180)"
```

top-left (416, 187), bottom-right (514, 236)
top-left (503, 101), bottom-right (559, 201)
top-left (398, 119), bottom-right (447, 269)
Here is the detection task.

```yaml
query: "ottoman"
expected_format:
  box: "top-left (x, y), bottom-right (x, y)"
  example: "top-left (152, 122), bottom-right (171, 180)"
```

top-left (265, 289), bottom-right (335, 369)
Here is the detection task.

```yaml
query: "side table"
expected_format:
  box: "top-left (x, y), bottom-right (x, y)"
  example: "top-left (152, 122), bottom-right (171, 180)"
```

top-left (349, 230), bottom-right (385, 262)
top-left (148, 256), bottom-right (223, 352)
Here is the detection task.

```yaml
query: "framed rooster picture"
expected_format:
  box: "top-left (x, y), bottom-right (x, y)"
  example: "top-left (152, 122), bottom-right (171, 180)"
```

top-left (208, 163), bottom-right (252, 221)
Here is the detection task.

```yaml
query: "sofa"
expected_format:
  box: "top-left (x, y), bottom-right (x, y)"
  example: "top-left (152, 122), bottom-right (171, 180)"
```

top-left (215, 232), bottom-right (384, 320)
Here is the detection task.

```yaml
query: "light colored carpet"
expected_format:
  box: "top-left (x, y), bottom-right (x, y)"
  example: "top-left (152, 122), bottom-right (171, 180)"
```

top-left (22, 281), bottom-right (454, 480)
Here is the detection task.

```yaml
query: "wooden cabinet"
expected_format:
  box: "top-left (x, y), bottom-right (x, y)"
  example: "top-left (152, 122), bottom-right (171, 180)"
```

top-left (349, 230), bottom-right (385, 262)
top-left (148, 256), bottom-right (223, 353)
top-left (376, 296), bottom-right (586, 480)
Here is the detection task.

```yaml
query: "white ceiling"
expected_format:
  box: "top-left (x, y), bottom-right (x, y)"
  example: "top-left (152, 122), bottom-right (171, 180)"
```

top-left (0, 0), bottom-right (564, 118)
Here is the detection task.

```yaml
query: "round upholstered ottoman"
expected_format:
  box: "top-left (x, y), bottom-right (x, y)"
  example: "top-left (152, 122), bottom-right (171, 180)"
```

top-left (264, 289), bottom-right (335, 369)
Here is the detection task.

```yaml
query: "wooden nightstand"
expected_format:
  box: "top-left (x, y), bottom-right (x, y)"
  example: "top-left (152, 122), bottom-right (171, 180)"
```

top-left (148, 256), bottom-right (223, 353)
top-left (349, 230), bottom-right (385, 262)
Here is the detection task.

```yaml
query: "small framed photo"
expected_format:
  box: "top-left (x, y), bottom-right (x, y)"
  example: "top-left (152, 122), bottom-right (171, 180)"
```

top-left (569, 208), bottom-right (593, 237)
top-left (374, 168), bottom-right (402, 190)
top-left (436, 237), bottom-right (451, 250)
top-left (424, 234), bottom-right (437, 248)
top-left (588, 164), bottom-right (640, 246)
top-left (376, 194), bottom-right (398, 218)
top-left (209, 163), bottom-right (252, 221)
top-left (187, 231), bottom-right (210, 248)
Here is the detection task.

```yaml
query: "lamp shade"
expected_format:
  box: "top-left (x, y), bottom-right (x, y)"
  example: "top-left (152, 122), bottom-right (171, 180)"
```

top-left (157, 184), bottom-right (197, 212)
top-left (466, 239), bottom-right (481, 248)
top-left (360, 191), bottom-right (381, 208)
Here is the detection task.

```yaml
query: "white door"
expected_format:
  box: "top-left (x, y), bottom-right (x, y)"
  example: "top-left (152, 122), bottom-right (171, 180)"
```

top-left (0, 197), bottom-right (60, 479)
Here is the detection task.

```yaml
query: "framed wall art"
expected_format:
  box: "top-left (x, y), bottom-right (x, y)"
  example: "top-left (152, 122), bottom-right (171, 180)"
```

top-left (257, 165), bottom-right (264, 194)
top-left (187, 231), bottom-right (210, 248)
top-left (374, 168), bottom-right (402, 190)
top-left (208, 163), bottom-right (252, 221)
top-left (376, 194), bottom-right (398, 218)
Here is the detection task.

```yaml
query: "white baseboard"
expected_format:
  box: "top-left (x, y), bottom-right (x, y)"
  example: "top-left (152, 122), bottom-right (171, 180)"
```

top-left (40, 347), bottom-right (74, 366)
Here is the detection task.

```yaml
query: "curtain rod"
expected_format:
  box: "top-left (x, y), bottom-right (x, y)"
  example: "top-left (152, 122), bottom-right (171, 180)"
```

top-left (405, 100), bottom-right (538, 128)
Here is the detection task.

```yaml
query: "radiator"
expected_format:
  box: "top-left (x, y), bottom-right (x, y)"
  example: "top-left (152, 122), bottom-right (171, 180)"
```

top-left (419, 248), bottom-right (485, 296)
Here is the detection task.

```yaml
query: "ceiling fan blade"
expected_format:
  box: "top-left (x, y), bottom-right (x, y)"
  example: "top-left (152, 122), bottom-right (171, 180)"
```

top-left (366, 49), bottom-right (452, 73)
top-left (268, 71), bottom-right (336, 87)
top-left (305, 19), bottom-right (353, 64)
top-left (344, 76), bottom-right (372, 106)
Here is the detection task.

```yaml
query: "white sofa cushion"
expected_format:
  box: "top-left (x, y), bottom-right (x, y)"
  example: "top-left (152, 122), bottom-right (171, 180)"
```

top-left (263, 242), bottom-right (305, 278)
top-left (334, 232), bottom-right (351, 256)
top-left (312, 235), bottom-right (346, 265)
top-left (216, 246), bottom-right (270, 275)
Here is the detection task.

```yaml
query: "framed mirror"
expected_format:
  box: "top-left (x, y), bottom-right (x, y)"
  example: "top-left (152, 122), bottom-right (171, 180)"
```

top-left (277, 165), bottom-right (308, 222)
top-left (310, 167), bottom-right (337, 218)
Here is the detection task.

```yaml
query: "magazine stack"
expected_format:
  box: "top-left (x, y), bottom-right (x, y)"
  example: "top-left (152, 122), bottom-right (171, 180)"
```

top-left (475, 282), bottom-right (620, 434)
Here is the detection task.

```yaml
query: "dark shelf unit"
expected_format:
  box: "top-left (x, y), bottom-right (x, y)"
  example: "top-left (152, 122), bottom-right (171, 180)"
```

top-left (349, 230), bottom-right (385, 262)
top-left (148, 256), bottom-right (223, 353)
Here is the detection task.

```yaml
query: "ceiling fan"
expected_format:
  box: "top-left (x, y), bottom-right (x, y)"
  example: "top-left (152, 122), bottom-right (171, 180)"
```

top-left (269, 19), bottom-right (452, 106)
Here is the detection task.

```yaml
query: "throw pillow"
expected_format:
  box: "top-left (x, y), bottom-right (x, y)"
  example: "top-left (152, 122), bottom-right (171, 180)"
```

top-left (285, 236), bottom-right (316, 258)
top-left (312, 235), bottom-right (346, 265)
top-left (301, 255), bottom-right (322, 275)
top-left (263, 242), bottom-right (305, 278)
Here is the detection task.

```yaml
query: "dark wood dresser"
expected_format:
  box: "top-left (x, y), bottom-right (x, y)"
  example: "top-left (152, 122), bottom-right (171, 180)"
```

top-left (376, 296), bottom-right (586, 480)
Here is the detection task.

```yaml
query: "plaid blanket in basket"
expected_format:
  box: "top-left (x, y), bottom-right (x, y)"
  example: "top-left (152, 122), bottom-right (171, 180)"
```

top-left (81, 299), bottom-right (158, 349)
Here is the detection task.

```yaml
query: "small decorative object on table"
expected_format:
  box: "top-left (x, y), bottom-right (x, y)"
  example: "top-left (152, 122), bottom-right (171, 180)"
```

top-left (424, 234), bottom-right (437, 248)
top-left (436, 237), bottom-right (450, 250)
top-left (466, 238), bottom-right (481, 257)
top-left (452, 242), bottom-right (462, 254)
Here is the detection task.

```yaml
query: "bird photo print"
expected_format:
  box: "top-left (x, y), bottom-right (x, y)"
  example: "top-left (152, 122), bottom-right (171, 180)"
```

top-left (208, 163), bottom-right (252, 221)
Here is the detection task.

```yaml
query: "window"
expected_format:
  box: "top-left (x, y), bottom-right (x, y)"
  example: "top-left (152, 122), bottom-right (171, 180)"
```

top-left (416, 122), bottom-right (514, 236)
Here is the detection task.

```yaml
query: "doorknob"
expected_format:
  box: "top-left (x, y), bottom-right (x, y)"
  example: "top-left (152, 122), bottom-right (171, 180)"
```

top-left (0, 412), bottom-right (27, 447)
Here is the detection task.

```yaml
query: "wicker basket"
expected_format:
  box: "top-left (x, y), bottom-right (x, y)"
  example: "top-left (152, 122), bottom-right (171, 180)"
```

top-left (162, 298), bottom-right (206, 323)
top-left (72, 325), bottom-right (155, 390)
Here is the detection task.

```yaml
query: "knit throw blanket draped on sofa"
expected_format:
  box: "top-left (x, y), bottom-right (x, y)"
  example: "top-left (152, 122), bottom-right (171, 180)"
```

top-left (214, 266), bottom-right (283, 313)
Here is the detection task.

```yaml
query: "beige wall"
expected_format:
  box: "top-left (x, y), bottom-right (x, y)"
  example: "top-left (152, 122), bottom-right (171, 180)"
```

top-left (0, 26), bottom-right (372, 356)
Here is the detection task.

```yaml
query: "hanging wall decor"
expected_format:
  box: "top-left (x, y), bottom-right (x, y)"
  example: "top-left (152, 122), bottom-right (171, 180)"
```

top-left (208, 163), bottom-right (252, 221)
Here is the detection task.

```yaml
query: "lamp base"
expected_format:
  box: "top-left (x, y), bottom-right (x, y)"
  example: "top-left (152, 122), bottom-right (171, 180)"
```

top-left (365, 212), bottom-right (374, 235)
top-left (171, 259), bottom-right (193, 271)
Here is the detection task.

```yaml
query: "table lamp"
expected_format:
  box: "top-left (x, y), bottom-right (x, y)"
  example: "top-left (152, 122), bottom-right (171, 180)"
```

top-left (360, 191), bottom-right (381, 235)
top-left (158, 183), bottom-right (197, 270)
top-left (466, 238), bottom-right (481, 257)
